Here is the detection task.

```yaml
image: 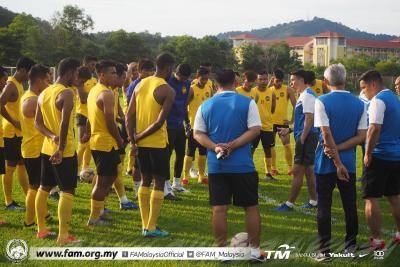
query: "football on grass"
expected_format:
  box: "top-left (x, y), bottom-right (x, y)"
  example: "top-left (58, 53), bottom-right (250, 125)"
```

top-left (79, 168), bottom-right (95, 183)
top-left (230, 232), bottom-right (249, 247)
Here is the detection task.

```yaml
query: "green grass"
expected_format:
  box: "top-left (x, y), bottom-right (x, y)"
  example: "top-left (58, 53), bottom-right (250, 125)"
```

top-left (1, 141), bottom-right (400, 266)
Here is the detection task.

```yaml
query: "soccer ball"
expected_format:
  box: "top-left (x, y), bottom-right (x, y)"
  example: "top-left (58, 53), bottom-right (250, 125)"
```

top-left (79, 168), bottom-right (95, 183)
top-left (230, 232), bottom-right (249, 247)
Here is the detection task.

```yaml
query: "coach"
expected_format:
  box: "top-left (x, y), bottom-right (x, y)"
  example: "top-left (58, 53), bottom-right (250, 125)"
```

top-left (314, 64), bottom-right (367, 261)
top-left (193, 69), bottom-right (264, 262)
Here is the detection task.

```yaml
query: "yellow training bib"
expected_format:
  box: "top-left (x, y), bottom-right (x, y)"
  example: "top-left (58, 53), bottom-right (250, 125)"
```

top-left (271, 85), bottom-right (288, 125)
top-left (40, 83), bottom-right (75, 157)
top-left (188, 82), bottom-right (212, 128)
top-left (236, 85), bottom-right (257, 99)
top-left (312, 79), bottom-right (324, 97)
top-left (20, 91), bottom-right (44, 158)
top-left (76, 77), bottom-right (97, 117)
top-left (3, 76), bottom-right (24, 138)
top-left (135, 76), bottom-right (168, 148)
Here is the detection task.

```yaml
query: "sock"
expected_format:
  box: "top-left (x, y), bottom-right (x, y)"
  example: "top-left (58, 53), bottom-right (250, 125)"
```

top-left (271, 147), bottom-right (277, 170)
top-left (285, 201), bottom-right (294, 208)
top-left (82, 143), bottom-right (91, 169)
top-left (2, 166), bottom-right (15, 205)
top-left (113, 163), bottom-right (127, 201)
top-left (77, 142), bottom-right (87, 170)
top-left (89, 199), bottom-right (104, 221)
top-left (57, 192), bottom-right (74, 242)
top-left (127, 150), bottom-right (134, 172)
top-left (372, 238), bottom-right (383, 245)
top-left (309, 199), bottom-right (318, 206)
top-left (173, 177), bottom-right (180, 186)
top-left (17, 165), bottom-right (29, 195)
top-left (198, 155), bottom-right (206, 180)
top-left (35, 188), bottom-right (49, 233)
top-left (25, 188), bottom-right (37, 225)
top-left (183, 156), bottom-right (193, 180)
top-left (134, 181), bottom-right (141, 195)
top-left (284, 144), bottom-right (293, 169)
top-left (147, 190), bottom-right (164, 231)
top-left (138, 186), bottom-right (150, 229)
top-left (395, 232), bottom-right (400, 239)
top-left (120, 195), bottom-right (129, 204)
top-left (264, 157), bottom-right (272, 174)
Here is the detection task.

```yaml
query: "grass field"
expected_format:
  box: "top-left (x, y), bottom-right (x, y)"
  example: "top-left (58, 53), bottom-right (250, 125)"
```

top-left (1, 141), bottom-right (400, 266)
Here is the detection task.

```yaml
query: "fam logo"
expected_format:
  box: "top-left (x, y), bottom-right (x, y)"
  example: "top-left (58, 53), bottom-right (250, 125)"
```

top-left (205, 92), bottom-right (210, 97)
top-left (182, 86), bottom-right (187, 94)
top-left (6, 239), bottom-right (28, 263)
top-left (265, 96), bottom-right (270, 101)
top-left (280, 92), bottom-right (285, 97)
top-left (264, 244), bottom-right (295, 260)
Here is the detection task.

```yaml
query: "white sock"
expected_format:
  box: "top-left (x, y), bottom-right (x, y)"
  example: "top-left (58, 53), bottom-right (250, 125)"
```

top-left (309, 199), bottom-right (318, 206)
top-left (250, 247), bottom-right (261, 258)
top-left (285, 201), bottom-right (294, 208)
top-left (396, 232), bottom-right (400, 238)
top-left (372, 238), bottom-right (383, 244)
top-left (173, 177), bottom-right (181, 185)
top-left (120, 195), bottom-right (129, 204)
top-left (50, 187), bottom-right (59, 194)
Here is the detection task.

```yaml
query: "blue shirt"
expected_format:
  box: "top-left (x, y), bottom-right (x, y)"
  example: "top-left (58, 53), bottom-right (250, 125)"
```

top-left (369, 89), bottom-right (400, 161)
top-left (125, 78), bottom-right (142, 105)
top-left (314, 91), bottom-right (367, 174)
top-left (294, 88), bottom-right (318, 141)
top-left (199, 93), bottom-right (256, 174)
top-left (167, 76), bottom-right (190, 129)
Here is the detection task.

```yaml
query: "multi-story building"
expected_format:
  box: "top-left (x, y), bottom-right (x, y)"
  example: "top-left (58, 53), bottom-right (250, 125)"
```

top-left (231, 32), bottom-right (400, 67)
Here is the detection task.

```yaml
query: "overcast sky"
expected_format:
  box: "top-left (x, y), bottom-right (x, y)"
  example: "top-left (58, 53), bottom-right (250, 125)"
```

top-left (2, 0), bottom-right (399, 37)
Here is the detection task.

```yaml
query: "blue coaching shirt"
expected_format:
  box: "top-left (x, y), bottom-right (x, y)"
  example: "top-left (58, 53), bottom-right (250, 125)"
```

top-left (167, 76), bottom-right (191, 129)
top-left (193, 91), bottom-right (261, 174)
top-left (293, 88), bottom-right (318, 141)
top-left (368, 89), bottom-right (400, 161)
top-left (314, 90), bottom-right (368, 174)
top-left (125, 77), bottom-right (142, 105)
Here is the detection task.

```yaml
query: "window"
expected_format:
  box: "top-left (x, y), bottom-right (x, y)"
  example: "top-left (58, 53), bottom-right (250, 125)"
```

top-left (316, 38), bottom-right (327, 45)
top-left (338, 38), bottom-right (345, 45)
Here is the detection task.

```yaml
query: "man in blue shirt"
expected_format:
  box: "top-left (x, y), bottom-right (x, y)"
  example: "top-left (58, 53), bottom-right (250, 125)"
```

top-left (275, 70), bottom-right (319, 211)
top-left (164, 64), bottom-right (192, 199)
top-left (360, 70), bottom-right (400, 249)
top-left (125, 59), bottom-right (154, 106)
top-left (314, 64), bottom-right (367, 261)
top-left (193, 69), bottom-right (265, 262)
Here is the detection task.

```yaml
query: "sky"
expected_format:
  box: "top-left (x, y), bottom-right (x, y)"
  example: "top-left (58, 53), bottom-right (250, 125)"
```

top-left (1, 0), bottom-right (399, 37)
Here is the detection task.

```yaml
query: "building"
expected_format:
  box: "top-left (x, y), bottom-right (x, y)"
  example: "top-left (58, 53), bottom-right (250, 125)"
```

top-left (231, 32), bottom-right (400, 67)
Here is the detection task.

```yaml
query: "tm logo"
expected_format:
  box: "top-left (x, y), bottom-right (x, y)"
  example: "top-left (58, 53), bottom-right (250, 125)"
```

top-left (264, 244), bottom-right (295, 260)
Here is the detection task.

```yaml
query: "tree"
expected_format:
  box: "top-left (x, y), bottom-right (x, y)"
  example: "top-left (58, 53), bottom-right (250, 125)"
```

top-left (375, 58), bottom-right (400, 76)
top-left (51, 5), bottom-right (93, 34)
top-left (239, 44), bottom-right (266, 72)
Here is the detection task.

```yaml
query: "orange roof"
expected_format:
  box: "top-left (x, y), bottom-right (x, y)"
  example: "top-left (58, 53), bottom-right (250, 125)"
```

top-left (347, 39), bottom-right (400, 48)
top-left (230, 34), bottom-right (259, 40)
top-left (258, 36), bottom-right (313, 47)
top-left (314, 31), bottom-right (344, 38)
top-left (390, 38), bottom-right (400, 42)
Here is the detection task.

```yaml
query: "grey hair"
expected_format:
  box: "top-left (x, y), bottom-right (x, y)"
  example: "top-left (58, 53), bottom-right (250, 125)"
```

top-left (324, 63), bottom-right (346, 86)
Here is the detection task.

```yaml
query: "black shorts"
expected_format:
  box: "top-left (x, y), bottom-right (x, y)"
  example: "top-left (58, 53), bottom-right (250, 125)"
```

top-left (117, 127), bottom-right (128, 155)
top-left (137, 147), bottom-right (170, 178)
top-left (273, 124), bottom-right (289, 133)
top-left (362, 156), bottom-right (400, 198)
top-left (294, 133), bottom-right (318, 166)
top-left (40, 153), bottom-right (78, 191)
top-left (92, 148), bottom-right (121, 177)
top-left (76, 113), bottom-right (87, 126)
top-left (209, 172), bottom-right (259, 207)
top-left (4, 136), bottom-right (22, 163)
top-left (252, 131), bottom-right (275, 150)
top-left (186, 130), bottom-right (206, 157)
top-left (0, 147), bottom-right (5, 174)
top-left (24, 157), bottom-right (41, 186)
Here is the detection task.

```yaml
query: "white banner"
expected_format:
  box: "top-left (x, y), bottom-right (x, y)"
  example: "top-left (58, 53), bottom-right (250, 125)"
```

top-left (30, 247), bottom-right (252, 260)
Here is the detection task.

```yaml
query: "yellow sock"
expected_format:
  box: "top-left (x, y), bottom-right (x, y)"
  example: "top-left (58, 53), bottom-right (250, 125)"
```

top-left (82, 142), bottom-right (91, 169)
top-left (138, 186), bottom-right (150, 229)
top-left (25, 188), bottom-right (37, 225)
top-left (271, 147), bottom-right (277, 170)
top-left (77, 142), bottom-right (87, 170)
top-left (3, 165), bottom-right (16, 205)
top-left (183, 156), bottom-right (193, 180)
top-left (284, 144), bottom-right (293, 169)
top-left (264, 157), bottom-right (272, 174)
top-left (89, 199), bottom-right (104, 221)
top-left (198, 155), bottom-right (206, 180)
top-left (147, 190), bottom-right (164, 231)
top-left (57, 192), bottom-right (74, 242)
top-left (113, 162), bottom-right (126, 201)
top-left (17, 165), bottom-right (29, 195)
top-left (35, 188), bottom-right (49, 233)
top-left (128, 151), bottom-right (134, 172)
